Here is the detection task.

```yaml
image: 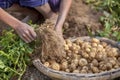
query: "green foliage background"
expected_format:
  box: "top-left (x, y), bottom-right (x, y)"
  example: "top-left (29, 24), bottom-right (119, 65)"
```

top-left (86, 0), bottom-right (120, 41)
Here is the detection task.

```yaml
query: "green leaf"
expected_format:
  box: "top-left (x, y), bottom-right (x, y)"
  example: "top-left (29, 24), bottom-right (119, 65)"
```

top-left (0, 60), bottom-right (5, 69)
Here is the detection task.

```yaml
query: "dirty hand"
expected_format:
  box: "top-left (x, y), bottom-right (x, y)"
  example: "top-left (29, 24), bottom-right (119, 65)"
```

top-left (55, 27), bottom-right (65, 44)
top-left (14, 23), bottom-right (37, 43)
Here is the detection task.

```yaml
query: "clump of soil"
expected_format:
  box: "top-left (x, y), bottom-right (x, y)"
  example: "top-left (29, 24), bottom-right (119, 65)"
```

top-left (35, 21), bottom-right (66, 60)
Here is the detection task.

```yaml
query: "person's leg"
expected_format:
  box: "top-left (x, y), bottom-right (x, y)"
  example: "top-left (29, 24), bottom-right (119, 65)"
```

top-left (19, 0), bottom-right (60, 23)
top-left (34, 3), bottom-right (58, 23)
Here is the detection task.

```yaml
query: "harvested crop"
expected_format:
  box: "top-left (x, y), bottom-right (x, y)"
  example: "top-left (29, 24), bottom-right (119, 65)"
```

top-left (42, 38), bottom-right (120, 74)
top-left (51, 62), bottom-right (60, 71)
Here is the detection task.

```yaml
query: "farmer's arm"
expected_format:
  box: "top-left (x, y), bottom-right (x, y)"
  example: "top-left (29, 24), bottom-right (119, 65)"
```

top-left (55, 0), bottom-right (72, 36)
top-left (0, 8), bottom-right (36, 43)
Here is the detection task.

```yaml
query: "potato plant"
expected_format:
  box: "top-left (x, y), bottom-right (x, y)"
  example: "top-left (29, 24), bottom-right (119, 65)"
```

top-left (0, 30), bottom-right (34, 80)
top-left (42, 38), bottom-right (120, 74)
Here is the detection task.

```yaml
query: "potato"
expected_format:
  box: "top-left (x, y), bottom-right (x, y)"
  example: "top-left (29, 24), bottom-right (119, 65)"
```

top-left (73, 54), bottom-right (80, 59)
top-left (91, 43), bottom-right (98, 47)
top-left (107, 52), bottom-right (114, 57)
top-left (74, 50), bottom-right (79, 54)
top-left (44, 62), bottom-right (50, 67)
top-left (106, 63), bottom-right (112, 70)
top-left (51, 62), bottom-right (60, 71)
top-left (64, 44), bottom-right (69, 51)
top-left (97, 44), bottom-right (104, 51)
top-left (66, 39), bottom-right (72, 44)
top-left (82, 66), bottom-right (89, 71)
top-left (101, 42), bottom-right (107, 48)
top-left (114, 64), bottom-right (119, 69)
top-left (76, 45), bottom-right (81, 50)
top-left (70, 63), bottom-right (76, 70)
top-left (66, 50), bottom-right (72, 53)
top-left (92, 67), bottom-right (99, 73)
top-left (85, 48), bottom-right (91, 53)
top-left (70, 44), bottom-right (77, 51)
top-left (91, 38), bottom-right (100, 43)
top-left (65, 69), bottom-right (70, 72)
top-left (81, 52), bottom-right (89, 58)
top-left (80, 69), bottom-right (87, 73)
top-left (73, 70), bottom-right (79, 73)
top-left (91, 48), bottom-right (97, 52)
top-left (67, 43), bottom-right (72, 48)
top-left (109, 59), bottom-right (116, 66)
top-left (72, 59), bottom-right (79, 66)
top-left (81, 42), bottom-right (90, 48)
top-left (79, 58), bottom-right (88, 67)
top-left (99, 64), bottom-right (107, 71)
top-left (111, 48), bottom-right (119, 57)
top-left (89, 52), bottom-right (96, 58)
top-left (95, 53), bottom-right (104, 61)
top-left (61, 61), bottom-right (68, 70)
top-left (92, 59), bottom-right (98, 67)
top-left (75, 39), bottom-right (83, 45)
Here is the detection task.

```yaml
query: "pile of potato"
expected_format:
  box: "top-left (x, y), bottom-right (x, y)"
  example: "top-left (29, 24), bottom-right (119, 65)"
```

top-left (42, 38), bottom-right (120, 74)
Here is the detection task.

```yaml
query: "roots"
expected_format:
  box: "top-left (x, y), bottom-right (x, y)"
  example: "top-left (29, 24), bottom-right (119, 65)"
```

top-left (35, 22), bottom-right (65, 60)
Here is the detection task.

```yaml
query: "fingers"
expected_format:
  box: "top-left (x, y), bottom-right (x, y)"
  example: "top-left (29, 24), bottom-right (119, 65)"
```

top-left (22, 29), bottom-right (36, 43)
top-left (15, 23), bottom-right (37, 43)
top-left (20, 33), bottom-right (29, 43)
top-left (24, 30), bottom-right (34, 42)
top-left (28, 28), bottom-right (37, 39)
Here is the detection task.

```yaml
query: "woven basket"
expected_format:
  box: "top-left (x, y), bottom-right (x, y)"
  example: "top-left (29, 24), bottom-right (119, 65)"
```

top-left (33, 36), bottom-right (120, 80)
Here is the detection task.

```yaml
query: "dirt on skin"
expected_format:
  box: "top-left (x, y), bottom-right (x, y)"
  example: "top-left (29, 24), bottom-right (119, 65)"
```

top-left (63, 0), bottom-right (102, 38)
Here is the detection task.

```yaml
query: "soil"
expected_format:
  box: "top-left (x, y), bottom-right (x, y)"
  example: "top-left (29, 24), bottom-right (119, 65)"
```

top-left (0, 0), bottom-right (119, 80)
top-left (63, 0), bottom-right (102, 38)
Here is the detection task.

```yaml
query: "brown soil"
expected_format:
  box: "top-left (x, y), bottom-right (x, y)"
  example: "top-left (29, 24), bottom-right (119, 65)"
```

top-left (63, 0), bottom-right (102, 38)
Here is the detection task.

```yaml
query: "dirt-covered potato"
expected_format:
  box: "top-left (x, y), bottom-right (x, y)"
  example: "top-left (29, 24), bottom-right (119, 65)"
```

top-left (51, 62), bottom-right (60, 71)
top-left (81, 52), bottom-right (89, 59)
top-left (72, 59), bottom-right (79, 66)
top-left (91, 43), bottom-right (98, 47)
top-left (70, 63), bottom-right (77, 71)
top-left (80, 69), bottom-right (87, 73)
top-left (64, 44), bottom-right (69, 51)
top-left (75, 39), bottom-right (83, 45)
top-left (79, 58), bottom-right (88, 67)
top-left (43, 62), bottom-right (50, 67)
top-left (65, 69), bottom-right (70, 72)
top-left (91, 67), bottom-right (99, 73)
top-left (73, 70), bottom-right (80, 73)
top-left (61, 61), bottom-right (68, 70)
top-left (91, 38), bottom-right (100, 43)
top-left (92, 59), bottom-right (98, 67)
top-left (41, 38), bottom-right (120, 74)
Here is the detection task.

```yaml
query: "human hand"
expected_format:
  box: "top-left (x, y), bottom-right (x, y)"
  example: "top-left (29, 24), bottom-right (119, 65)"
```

top-left (55, 27), bottom-right (65, 44)
top-left (14, 23), bottom-right (37, 43)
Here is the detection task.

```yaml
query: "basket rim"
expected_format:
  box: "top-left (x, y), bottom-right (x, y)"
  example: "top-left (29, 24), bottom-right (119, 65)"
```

top-left (33, 58), bottom-right (120, 78)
